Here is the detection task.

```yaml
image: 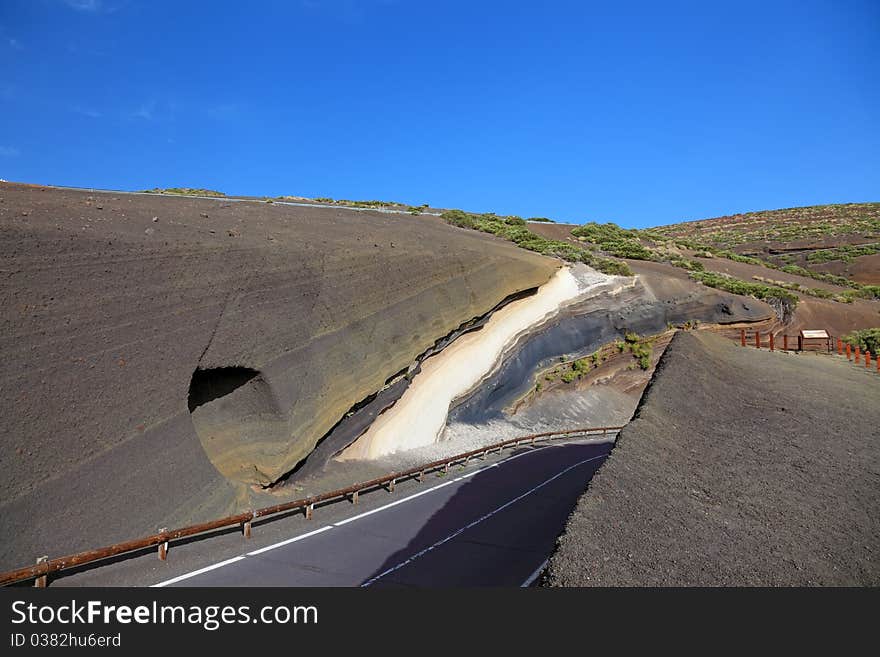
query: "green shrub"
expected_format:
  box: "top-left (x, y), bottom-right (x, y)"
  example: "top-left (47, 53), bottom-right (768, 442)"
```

top-left (842, 328), bottom-right (880, 354)
top-left (570, 223), bottom-right (656, 261)
top-left (600, 238), bottom-right (656, 260)
top-left (806, 243), bottom-right (880, 264)
top-left (689, 271), bottom-right (799, 318)
top-left (571, 358), bottom-right (591, 373)
top-left (571, 222), bottom-right (640, 242)
top-left (441, 209), bottom-right (633, 276)
top-left (142, 187), bottom-right (225, 197)
top-left (670, 257), bottom-right (705, 272)
top-left (528, 217), bottom-right (554, 222)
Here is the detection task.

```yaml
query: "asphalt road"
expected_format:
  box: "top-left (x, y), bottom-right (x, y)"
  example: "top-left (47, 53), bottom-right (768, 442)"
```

top-left (155, 440), bottom-right (612, 588)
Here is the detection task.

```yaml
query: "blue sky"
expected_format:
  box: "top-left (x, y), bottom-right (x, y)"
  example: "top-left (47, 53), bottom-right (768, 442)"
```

top-left (1, 0), bottom-right (877, 227)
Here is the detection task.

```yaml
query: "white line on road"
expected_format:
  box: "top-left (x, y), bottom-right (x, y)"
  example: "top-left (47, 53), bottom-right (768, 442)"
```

top-left (360, 453), bottom-right (608, 587)
top-left (245, 525), bottom-right (334, 556)
top-left (150, 438), bottom-right (613, 586)
top-left (152, 556), bottom-right (246, 588)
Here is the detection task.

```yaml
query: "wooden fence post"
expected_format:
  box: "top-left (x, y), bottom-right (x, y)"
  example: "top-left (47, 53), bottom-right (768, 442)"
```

top-left (855, 346), bottom-right (861, 363)
top-left (741, 329), bottom-right (746, 347)
top-left (158, 528), bottom-right (168, 561)
top-left (837, 338), bottom-right (843, 355)
top-left (865, 351), bottom-right (871, 368)
top-left (769, 334), bottom-right (775, 351)
top-left (783, 335), bottom-right (788, 351)
top-left (755, 331), bottom-right (761, 349)
top-left (798, 335), bottom-right (803, 351)
top-left (846, 343), bottom-right (852, 360)
top-left (34, 556), bottom-right (48, 588)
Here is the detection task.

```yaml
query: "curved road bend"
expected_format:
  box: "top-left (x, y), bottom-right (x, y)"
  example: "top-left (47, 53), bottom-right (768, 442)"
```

top-left (155, 440), bottom-right (613, 588)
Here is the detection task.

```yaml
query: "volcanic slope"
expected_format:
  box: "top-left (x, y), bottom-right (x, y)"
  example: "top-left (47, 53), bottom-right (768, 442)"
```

top-left (545, 330), bottom-right (880, 586)
top-left (0, 182), bottom-right (557, 569)
top-left (653, 203), bottom-right (880, 285)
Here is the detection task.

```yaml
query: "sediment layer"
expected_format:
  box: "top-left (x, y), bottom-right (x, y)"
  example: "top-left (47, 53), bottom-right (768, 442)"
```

top-left (0, 182), bottom-right (557, 568)
top-left (339, 266), bottom-right (594, 459)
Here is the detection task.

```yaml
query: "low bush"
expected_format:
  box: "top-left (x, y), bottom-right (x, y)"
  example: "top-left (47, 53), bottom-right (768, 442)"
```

top-left (441, 209), bottom-right (633, 276)
top-left (142, 187), bottom-right (225, 197)
top-left (690, 271), bottom-right (799, 319)
top-left (842, 328), bottom-right (880, 354)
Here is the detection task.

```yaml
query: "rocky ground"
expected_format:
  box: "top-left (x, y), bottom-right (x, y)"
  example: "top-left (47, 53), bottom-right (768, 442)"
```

top-left (545, 330), bottom-right (880, 586)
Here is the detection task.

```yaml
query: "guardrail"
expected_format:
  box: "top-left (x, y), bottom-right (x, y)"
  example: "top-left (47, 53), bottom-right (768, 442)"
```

top-left (0, 425), bottom-right (622, 587)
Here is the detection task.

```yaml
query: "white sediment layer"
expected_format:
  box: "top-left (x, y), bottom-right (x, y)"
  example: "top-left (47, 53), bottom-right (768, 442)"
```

top-left (338, 265), bottom-right (610, 460)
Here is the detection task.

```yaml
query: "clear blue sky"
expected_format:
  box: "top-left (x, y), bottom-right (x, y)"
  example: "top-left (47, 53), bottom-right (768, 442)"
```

top-left (1, 1), bottom-right (878, 227)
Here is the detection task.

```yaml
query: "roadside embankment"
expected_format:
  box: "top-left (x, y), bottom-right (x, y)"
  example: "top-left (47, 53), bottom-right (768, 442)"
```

top-left (545, 330), bottom-right (880, 586)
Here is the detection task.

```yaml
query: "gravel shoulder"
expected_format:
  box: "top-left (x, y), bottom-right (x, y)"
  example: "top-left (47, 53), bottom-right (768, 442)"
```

top-left (545, 330), bottom-right (880, 586)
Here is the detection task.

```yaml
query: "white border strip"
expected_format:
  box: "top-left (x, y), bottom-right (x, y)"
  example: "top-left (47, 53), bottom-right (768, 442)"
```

top-left (245, 525), bottom-right (334, 557)
top-left (152, 556), bottom-right (246, 588)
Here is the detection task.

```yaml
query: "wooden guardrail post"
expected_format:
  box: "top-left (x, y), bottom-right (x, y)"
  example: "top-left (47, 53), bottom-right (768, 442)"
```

top-left (242, 517), bottom-right (252, 539)
top-left (740, 329), bottom-right (746, 347)
top-left (388, 478), bottom-right (395, 492)
top-left (855, 346), bottom-right (861, 363)
top-left (34, 556), bottom-right (47, 588)
top-left (158, 529), bottom-right (168, 561)
top-left (769, 333), bottom-right (775, 351)
top-left (837, 338), bottom-right (843, 355)
top-left (351, 490), bottom-right (359, 505)
top-left (305, 504), bottom-right (314, 520)
top-left (783, 335), bottom-right (788, 351)
top-left (846, 343), bottom-right (852, 360)
top-left (755, 331), bottom-right (761, 348)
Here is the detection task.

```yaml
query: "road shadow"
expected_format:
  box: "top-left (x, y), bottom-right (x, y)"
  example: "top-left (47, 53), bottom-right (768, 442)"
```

top-left (361, 442), bottom-right (611, 587)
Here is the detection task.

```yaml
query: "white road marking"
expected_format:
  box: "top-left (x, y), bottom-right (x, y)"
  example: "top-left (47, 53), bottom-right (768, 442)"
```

top-left (149, 437), bottom-right (614, 586)
top-left (332, 480), bottom-right (458, 526)
top-left (521, 558), bottom-right (550, 587)
top-left (245, 525), bottom-right (334, 556)
top-left (152, 556), bottom-right (245, 587)
top-left (360, 453), bottom-right (608, 587)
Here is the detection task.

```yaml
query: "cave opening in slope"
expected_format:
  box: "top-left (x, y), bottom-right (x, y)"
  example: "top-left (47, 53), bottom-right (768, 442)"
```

top-left (187, 366), bottom-right (260, 412)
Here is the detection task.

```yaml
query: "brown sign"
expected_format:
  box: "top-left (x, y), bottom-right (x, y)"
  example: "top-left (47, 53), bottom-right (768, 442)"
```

top-left (800, 329), bottom-right (829, 339)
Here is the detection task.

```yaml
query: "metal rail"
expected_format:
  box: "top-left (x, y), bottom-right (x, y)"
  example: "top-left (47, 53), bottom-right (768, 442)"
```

top-left (0, 425), bottom-right (622, 587)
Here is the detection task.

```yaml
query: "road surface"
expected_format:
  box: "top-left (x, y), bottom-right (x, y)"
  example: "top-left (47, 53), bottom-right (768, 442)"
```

top-left (154, 440), bottom-right (612, 587)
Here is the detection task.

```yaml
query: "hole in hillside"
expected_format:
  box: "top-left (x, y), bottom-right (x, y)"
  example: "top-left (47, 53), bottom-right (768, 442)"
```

top-left (187, 366), bottom-right (260, 413)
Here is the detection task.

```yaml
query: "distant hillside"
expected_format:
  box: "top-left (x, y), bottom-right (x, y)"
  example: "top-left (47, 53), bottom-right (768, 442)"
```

top-left (652, 203), bottom-right (880, 285)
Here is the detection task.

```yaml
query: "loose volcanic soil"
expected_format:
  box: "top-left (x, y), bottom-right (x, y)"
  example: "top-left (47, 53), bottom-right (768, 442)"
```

top-left (0, 182), bottom-right (558, 570)
top-left (545, 330), bottom-right (880, 586)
